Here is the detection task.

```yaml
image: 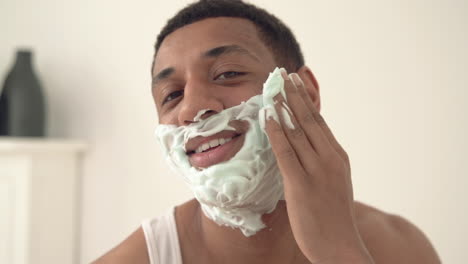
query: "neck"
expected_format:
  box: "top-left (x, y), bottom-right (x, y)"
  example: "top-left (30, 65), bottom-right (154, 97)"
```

top-left (196, 200), bottom-right (304, 264)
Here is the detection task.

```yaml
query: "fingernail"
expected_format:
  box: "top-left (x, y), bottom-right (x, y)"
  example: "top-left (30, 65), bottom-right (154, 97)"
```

top-left (291, 73), bottom-right (304, 87)
top-left (280, 68), bottom-right (289, 80)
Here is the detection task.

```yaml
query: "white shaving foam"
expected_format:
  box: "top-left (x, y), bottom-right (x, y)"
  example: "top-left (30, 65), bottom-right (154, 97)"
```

top-left (155, 67), bottom-right (286, 236)
top-left (193, 109), bottom-right (212, 122)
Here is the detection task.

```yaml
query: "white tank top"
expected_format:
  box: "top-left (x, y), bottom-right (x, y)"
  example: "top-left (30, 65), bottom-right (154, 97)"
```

top-left (142, 207), bottom-right (183, 264)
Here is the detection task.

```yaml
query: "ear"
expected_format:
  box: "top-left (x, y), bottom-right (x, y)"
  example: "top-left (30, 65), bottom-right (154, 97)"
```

top-left (297, 66), bottom-right (321, 112)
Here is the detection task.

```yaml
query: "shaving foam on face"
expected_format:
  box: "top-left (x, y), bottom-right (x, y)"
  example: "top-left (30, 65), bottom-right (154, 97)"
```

top-left (155, 67), bottom-right (287, 236)
top-left (193, 109), bottom-right (211, 122)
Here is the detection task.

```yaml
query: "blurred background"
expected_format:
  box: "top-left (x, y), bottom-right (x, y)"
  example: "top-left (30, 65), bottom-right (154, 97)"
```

top-left (0, 0), bottom-right (466, 263)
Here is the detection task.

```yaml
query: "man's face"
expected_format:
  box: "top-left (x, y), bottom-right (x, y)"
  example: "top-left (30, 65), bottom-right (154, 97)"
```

top-left (152, 17), bottom-right (278, 168)
top-left (152, 17), bottom-right (277, 124)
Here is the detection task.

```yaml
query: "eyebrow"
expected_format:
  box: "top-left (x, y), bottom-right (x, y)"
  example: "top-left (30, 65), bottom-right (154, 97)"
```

top-left (203, 45), bottom-right (260, 62)
top-left (152, 45), bottom-right (259, 86)
top-left (152, 67), bottom-right (174, 86)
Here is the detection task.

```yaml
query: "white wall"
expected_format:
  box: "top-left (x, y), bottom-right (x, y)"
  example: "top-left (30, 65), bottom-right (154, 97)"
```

top-left (1, 0), bottom-right (466, 263)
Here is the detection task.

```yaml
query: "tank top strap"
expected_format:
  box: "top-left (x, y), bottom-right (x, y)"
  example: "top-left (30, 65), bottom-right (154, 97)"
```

top-left (142, 207), bottom-right (183, 264)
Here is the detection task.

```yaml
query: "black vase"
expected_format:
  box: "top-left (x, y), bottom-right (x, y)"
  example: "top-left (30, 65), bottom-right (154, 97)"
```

top-left (0, 49), bottom-right (46, 137)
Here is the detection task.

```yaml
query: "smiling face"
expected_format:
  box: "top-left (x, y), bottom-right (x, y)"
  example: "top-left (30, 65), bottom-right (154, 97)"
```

top-left (152, 17), bottom-right (278, 168)
top-left (152, 17), bottom-right (278, 123)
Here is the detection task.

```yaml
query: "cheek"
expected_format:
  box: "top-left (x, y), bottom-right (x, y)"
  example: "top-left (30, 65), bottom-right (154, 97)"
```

top-left (222, 83), bottom-right (263, 108)
top-left (157, 109), bottom-right (178, 125)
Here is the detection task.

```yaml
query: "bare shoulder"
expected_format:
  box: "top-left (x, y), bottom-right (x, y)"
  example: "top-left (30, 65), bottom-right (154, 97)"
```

top-left (91, 227), bottom-right (149, 264)
top-left (353, 201), bottom-right (441, 264)
top-left (90, 200), bottom-right (198, 264)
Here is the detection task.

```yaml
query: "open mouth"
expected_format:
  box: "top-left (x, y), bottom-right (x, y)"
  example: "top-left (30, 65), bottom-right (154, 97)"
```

top-left (187, 133), bottom-right (241, 155)
top-left (185, 132), bottom-right (244, 169)
top-left (183, 120), bottom-right (249, 168)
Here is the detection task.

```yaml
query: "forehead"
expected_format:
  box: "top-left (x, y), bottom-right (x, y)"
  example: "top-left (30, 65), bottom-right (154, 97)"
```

top-left (153, 17), bottom-right (272, 73)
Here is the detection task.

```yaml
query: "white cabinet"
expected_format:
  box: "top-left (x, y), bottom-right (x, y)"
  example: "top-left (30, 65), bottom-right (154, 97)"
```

top-left (0, 138), bottom-right (86, 264)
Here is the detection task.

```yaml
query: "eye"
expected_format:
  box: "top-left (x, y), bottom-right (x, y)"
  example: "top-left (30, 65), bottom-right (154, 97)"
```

top-left (215, 71), bottom-right (246, 81)
top-left (162, 90), bottom-right (183, 105)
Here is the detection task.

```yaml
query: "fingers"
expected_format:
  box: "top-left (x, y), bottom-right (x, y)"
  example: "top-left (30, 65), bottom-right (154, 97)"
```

top-left (264, 68), bottom-right (351, 179)
top-left (287, 70), bottom-right (353, 200)
top-left (280, 70), bottom-right (332, 157)
top-left (265, 68), bottom-right (355, 207)
top-left (264, 113), bottom-right (308, 185)
top-left (271, 94), bottom-right (321, 176)
top-left (288, 71), bottom-right (350, 166)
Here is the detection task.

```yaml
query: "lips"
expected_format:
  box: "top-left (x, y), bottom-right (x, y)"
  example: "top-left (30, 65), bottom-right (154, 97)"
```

top-left (193, 136), bottom-right (234, 154)
top-left (185, 131), bottom-right (244, 168)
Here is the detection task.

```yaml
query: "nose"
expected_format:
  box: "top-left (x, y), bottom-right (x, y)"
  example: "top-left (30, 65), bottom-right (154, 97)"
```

top-left (178, 78), bottom-right (224, 126)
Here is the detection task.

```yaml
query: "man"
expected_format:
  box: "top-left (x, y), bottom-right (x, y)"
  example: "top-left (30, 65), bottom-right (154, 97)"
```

top-left (93, 0), bottom-right (441, 263)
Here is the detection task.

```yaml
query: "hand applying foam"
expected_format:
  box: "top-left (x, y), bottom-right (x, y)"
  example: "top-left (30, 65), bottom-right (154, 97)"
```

top-left (263, 68), bottom-right (375, 264)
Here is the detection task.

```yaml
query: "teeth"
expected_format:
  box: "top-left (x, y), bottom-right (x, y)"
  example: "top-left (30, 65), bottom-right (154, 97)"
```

top-left (194, 137), bottom-right (234, 154)
top-left (200, 143), bottom-right (210, 152)
top-left (209, 140), bottom-right (218, 148)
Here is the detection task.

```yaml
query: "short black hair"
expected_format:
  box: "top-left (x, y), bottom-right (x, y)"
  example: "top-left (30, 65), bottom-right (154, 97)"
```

top-left (152, 0), bottom-right (305, 73)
